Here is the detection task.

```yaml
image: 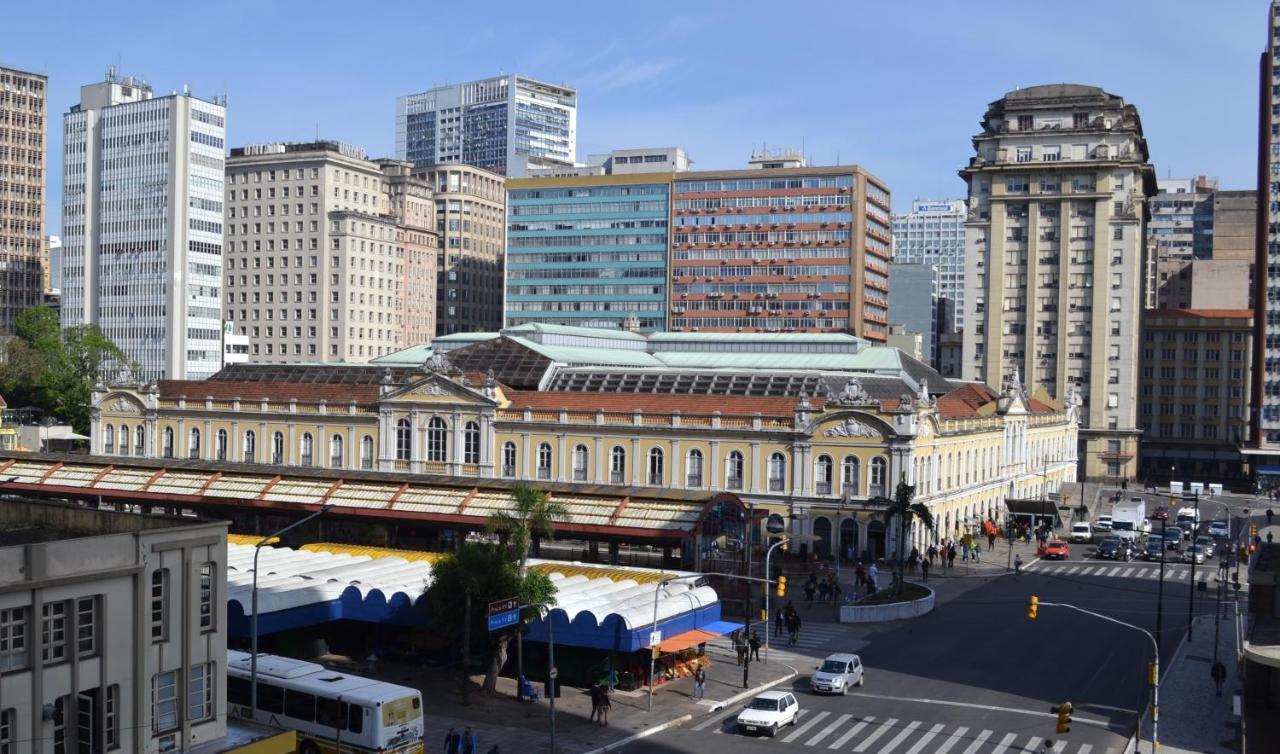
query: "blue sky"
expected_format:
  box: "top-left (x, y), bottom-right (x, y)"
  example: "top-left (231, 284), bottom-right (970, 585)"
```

top-left (5, 0), bottom-right (1263, 228)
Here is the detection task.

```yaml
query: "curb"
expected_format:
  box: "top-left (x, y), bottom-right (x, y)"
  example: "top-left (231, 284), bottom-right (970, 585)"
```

top-left (580, 665), bottom-right (798, 754)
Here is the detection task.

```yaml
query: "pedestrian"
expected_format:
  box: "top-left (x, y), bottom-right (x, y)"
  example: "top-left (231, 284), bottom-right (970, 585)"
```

top-left (947, 544), bottom-right (957, 569)
top-left (775, 606), bottom-right (785, 637)
top-left (973, 542), bottom-right (981, 563)
top-left (787, 611), bottom-right (801, 646)
top-left (988, 533), bottom-right (997, 551)
top-left (818, 579), bottom-right (830, 603)
top-left (693, 663), bottom-right (707, 700)
top-left (1211, 660), bottom-right (1227, 697)
top-left (1014, 554), bottom-right (1023, 575)
top-left (749, 629), bottom-right (761, 661)
top-left (868, 561), bottom-right (879, 593)
top-left (733, 630), bottom-right (746, 666)
top-left (961, 542), bottom-right (969, 562)
top-left (920, 557), bottom-right (930, 582)
top-left (589, 682), bottom-right (601, 722)
top-left (444, 727), bottom-right (461, 754)
top-left (1269, 509), bottom-right (1275, 526)
top-left (460, 727), bottom-right (477, 754)
top-left (855, 561), bottom-right (866, 590)
top-left (597, 685), bottom-right (611, 726)
top-left (909, 546), bottom-right (920, 571)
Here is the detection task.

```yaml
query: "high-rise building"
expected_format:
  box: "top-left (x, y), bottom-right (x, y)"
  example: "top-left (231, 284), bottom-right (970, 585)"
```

top-left (891, 199), bottom-right (966, 332)
top-left (960, 84), bottom-right (1155, 482)
top-left (670, 151), bottom-right (892, 339)
top-left (0, 65), bottom-right (47, 331)
top-left (62, 68), bottom-right (227, 381)
top-left (416, 165), bottom-right (506, 335)
top-left (396, 75), bottom-right (576, 177)
top-left (506, 173), bottom-right (673, 331)
top-left (1252, 1), bottom-right (1280, 470)
top-left (1210, 190), bottom-right (1257, 262)
top-left (223, 142), bottom-right (440, 362)
top-left (528, 147), bottom-right (692, 178)
top-left (888, 263), bottom-right (939, 365)
top-left (1155, 258), bottom-right (1251, 310)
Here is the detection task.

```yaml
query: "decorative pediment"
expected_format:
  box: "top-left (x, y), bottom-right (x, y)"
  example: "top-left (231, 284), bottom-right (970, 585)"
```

top-left (102, 394), bottom-right (145, 414)
top-left (826, 378), bottom-right (878, 407)
top-left (382, 373), bottom-right (495, 406)
top-left (823, 416), bottom-right (882, 439)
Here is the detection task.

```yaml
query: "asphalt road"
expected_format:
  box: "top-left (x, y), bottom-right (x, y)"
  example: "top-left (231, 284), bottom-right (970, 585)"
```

top-left (642, 561), bottom-right (1208, 754)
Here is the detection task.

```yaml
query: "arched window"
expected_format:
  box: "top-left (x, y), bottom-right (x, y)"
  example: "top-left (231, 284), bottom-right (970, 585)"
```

top-left (395, 418), bottom-right (412, 461)
top-left (189, 428), bottom-right (201, 459)
top-left (502, 442), bottom-right (517, 477)
top-left (162, 427), bottom-right (175, 458)
top-left (870, 457), bottom-right (888, 497)
top-left (135, 426), bottom-right (145, 455)
top-left (104, 424), bottom-right (115, 453)
top-left (427, 417), bottom-right (448, 462)
top-left (768, 452), bottom-right (786, 492)
top-left (360, 435), bottom-right (374, 469)
top-left (119, 426), bottom-right (130, 456)
top-left (815, 454), bottom-right (833, 495)
top-left (686, 449), bottom-right (704, 487)
top-left (647, 448), bottom-right (664, 485)
top-left (537, 443), bottom-right (553, 480)
top-left (572, 444), bottom-right (589, 481)
top-left (330, 434), bottom-right (343, 468)
top-left (271, 431), bottom-right (285, 464)
top-left (215, 429), bottom-right (228, 461)
top-left (244, 430), bottom-right (256, 462)
top-left (726, 450), bottom-right (744, 490)
top-left (464, 422), bottom-right (480, 465)
top-left (300, 433), bottom-right (313, 465)
top-left (610, 446), bottom-right (626, 483)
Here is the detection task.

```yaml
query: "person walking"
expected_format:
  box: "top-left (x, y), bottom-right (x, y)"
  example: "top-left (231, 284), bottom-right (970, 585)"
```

top-left (973, 542), bottom-right (981, 563)
top-left (589, 683), bottom-right (601, 723)
top-left (444, 728), bottom-right (461, 754)
top-left (787, 611), bottom-right (802, 646)
top-left (1014, 554), bottom-right (1023, 575)
top-left (749, 629), bottom-right (762, 661)
top-left (947, 543), bottom-right (957, 569)
top-left (775, 605), bottom-right (785, 637)
top-left (1211, 660), bottom-right (1227, 697)
top-left (597, 685), bottom-right (611, 726)
top-left (867, 561), bottom-right (879, 594)
top-left (693, 664), bottom-right (707, 700)
top-left (920, 557), bottom-right (930, 582)
top-left (1268, 508), bottom-right (1274, 526)
top-left (988, 532), bottom-right (997, 551)
top-left (733, 630), bottom-right (746, 666)
top-left (460, 727), bottom-right (477, 754)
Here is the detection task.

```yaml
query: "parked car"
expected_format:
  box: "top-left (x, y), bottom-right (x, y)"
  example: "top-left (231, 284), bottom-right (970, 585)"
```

top-left (1182, 545), bottom-right (1207, 565)
top-left (1163, 526), bottom-right (1184, 549)
top-left (1070, 522), bottom-right (1093, 543)
top-left (1095, 515), bottom-right (1113, 532)
top-left (1194, 536), bottom-right (1217, 559)
top-left (1145, 537), bottom-right (1166, 561)
top-left (1209, 520), bottom-right (1230, 539)
top-left (810, 653), bottom-right (864, 695)
top-left (1151, 506), bottom-right (1170, 521)
top-left (1038, 539), bottom-right (1071, 560)
top-left (737, 691), bottom-right (799, 737)
top-left (1096, 536), bottom-right (1133, 561)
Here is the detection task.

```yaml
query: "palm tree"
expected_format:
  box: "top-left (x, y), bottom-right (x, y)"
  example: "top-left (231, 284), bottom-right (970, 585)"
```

top-left (881, 477), bottom-right (934, 596)
top-left (487, 483), bottom-right (569, 577)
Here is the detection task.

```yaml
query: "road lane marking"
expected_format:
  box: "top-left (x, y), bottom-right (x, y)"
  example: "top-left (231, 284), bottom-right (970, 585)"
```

top-left (842, 693), bottom-right (1113, 728)
top-left (827, 716), bottom-right (874, 750)
top-left (902, 723), bottom-right (945, 754)
top-left (931, 726), bottom-right (968, 754)
top-left (875, 720), bottom-right (922, 754)
top-left (1076, 745), bottom-right (1093, 754)
top-left (1049, 741), bottom-right (1067, 752)
top-left (851, 718), bottom-right (898, 752)
top-left (1121, 567), bottom-right (1135, 577)
top-left (1066, 566), bottom-right (1082, 574)
top-left (1020, 735), bottom-right (1043, 752)
top-left (782, 710), bottom-right (829, 743)
top-left (1106, 567), bottom-right (1121, 576)
top-left (989, 732), bottom-right (1018, 754)
top-left (694, 707), bottom-right (739, 732)
top-left (803, 713), bottom-right (851, 747)
top-left (960, 729), bottom-right (993, 754)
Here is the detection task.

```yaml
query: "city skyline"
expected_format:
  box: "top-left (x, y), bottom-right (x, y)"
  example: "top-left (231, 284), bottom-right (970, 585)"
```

top-left (3, 0), bottom-right (1261, 231)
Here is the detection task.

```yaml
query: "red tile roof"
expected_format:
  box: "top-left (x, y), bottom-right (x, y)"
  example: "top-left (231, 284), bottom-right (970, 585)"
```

top-left (1144, 308), bottom-right (1253, 319)
top-left (1027, 398), bottom-right (1057, 414)
top-left (157, 380), bottom-right (381, 404)
top-left (936, 383), bottom-right (998, 418)
top-left (503, 390), bottom-right (823, 418)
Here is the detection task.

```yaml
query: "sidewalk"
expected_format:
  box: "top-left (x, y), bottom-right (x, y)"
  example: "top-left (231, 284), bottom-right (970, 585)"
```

top-left (376, 634), bottom-right (799, 753)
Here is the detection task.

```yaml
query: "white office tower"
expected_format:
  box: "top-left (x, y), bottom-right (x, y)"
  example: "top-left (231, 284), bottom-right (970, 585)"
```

top-left (62, 68), bottom-right (227, 380)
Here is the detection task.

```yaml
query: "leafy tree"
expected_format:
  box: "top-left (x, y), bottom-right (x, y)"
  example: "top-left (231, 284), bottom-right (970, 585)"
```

top-left (424, 542), bottom-right (555, 700)
top-left (880, 478), bottom-right (935, 596)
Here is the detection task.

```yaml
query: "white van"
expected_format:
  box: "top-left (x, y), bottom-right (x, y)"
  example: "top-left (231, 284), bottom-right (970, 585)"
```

top-left (1070, 522), bottom-right (1093, 543)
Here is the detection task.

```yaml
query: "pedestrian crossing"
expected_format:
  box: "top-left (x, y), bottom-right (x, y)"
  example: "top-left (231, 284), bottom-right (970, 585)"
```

top-left (1026, 560), bottom-right (1212, 583)
top-left (691, 709), bottom-right (1109, 753)
top-left (708, 621), bottom-right (856, 663)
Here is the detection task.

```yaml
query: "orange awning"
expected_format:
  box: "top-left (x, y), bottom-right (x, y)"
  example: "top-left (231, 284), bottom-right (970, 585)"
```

top-left (643, 628), bottom-right (718, 653)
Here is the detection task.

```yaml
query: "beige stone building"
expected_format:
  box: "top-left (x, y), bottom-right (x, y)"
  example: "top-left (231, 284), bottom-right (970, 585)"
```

top-left (1155, 258), bottom-right (1251, 310)
top-left (960, 84), bottom-right (1156, 481)
top-left (224, 143), bottom-right (440, 362)
top-left (0, 66), bottom-right (46, 332)
top-left (415, 165), bottom-right (505, 335)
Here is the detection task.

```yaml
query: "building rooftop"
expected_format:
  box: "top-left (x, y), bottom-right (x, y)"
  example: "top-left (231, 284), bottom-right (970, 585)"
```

top-left (1144, 308), bottom-right (1254, 320)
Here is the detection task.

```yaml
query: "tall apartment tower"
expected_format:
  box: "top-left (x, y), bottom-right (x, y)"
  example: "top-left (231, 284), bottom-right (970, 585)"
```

top-left (0, 66), bottom-right (47, 331)
top-left (960, 84), bottom-right (1155, 482)
top-left (62, 69), bottom-right (227, 381)
top-left (670, 151), bottom-right (892, 340)
top-left (891, 199), bottom-right (967, 332)
top-left (396, 75), bottom-right (577, 177)
top-left (223, 142), bottom-right (440, 362)
top-left (1253, 1), bottom-right (1280, 459)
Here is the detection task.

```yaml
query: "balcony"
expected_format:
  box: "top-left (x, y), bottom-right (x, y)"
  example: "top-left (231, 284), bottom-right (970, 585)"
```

top-left (330, 455), bottom-right (343, 468)
top-left (611, 470), bottom-right (625, 484)
top-left (649, 472), bottom-right (663, 485)
top-left (816, 481), bottom-right (832, 495)
top-left (687, 474), bottom-right (703, 487)
top-left (362, 458), bottom-right (375, 470)
top-left (300, 454), bottom-right (312, 466)
top-left (769, 478), bottom-right (785, 492)
top-left (537, 467), bottom-right (552, 481)
top-left (189, 449), bottom-right (201, 460)
top-left (573, 468), bottom-right (588, 482)
top-left (244, 451), bottom-right (255, 463)
top-left (727, 476), bottom-right (744, 491)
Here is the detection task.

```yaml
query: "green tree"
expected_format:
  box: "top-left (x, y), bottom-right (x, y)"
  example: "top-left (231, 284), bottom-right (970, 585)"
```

top-left (880, 478), bottom-right (934, 596)
top-left (424, 543), bottom-right (555, 701)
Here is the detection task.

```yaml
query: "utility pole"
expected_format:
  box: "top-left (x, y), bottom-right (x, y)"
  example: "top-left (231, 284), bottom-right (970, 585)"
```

top-left (462, 589), bottom-right (471, 706)
top-left (1187, 490), bottom-right (1199, 642)
top-left (1155, 516), bottom-right (1166, 652)
top-left (743, 500), bottom-right (755, 689)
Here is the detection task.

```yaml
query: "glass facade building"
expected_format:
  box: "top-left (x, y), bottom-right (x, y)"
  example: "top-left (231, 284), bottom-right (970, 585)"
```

top-left (505, 175), bottom-right (672, 331)
top-left (891, 199), bottom-right (966, 333)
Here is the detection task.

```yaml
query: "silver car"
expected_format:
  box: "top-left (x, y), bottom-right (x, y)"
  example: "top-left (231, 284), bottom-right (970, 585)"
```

top-left (1182, 545), bottom-right (1206, 564)
top-left (810, 653), bottom-right (865, 695)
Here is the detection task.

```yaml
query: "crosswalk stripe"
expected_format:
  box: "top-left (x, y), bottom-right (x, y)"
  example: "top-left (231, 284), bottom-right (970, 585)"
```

top-left (692, 707), bottom-right (738, 732)
top-left (875, 720), bottom-right (922, 754)
top-left (803, 713), bottom-right (851, 747)
top-left (1021, 735), bottom-right (1043, 752)
top-left (932, 726), bottom-right (968, 754)
top-left (782, 710), bottom-right (830, 743)
top-left (902, 723), bottom-right (946, 754)
top-left (827, 716), bottom-right (875, 750)
top-left (961, 729), bottom-right (994, 754)
top-left (1049, 741), bottom-right (1067, 752)
top-left (989, 732), bottom-right (1018, 754)
top-left (1066, 566), bottom-right (1082, 574)
top-left (851, 718), bottom-right (899, 752)
top-left (1076, 744), bottom-right (1093, 754)
top-left (1121, 567), bottom-right (1135, 577)
top-left (1106, 567), bottom-right (1121, 576)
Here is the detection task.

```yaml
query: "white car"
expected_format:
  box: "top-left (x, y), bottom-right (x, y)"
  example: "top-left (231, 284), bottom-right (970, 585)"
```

top-left (810, 653), bottom-right (865, 695)
top-left (736, 691), bottom-right (799, 737)
top-left (1209, 520), bottom-right (1230, 539)
top-left (1070, 522), bottom-right (1093, 543)
top-left (1095, 515), bottom-right (1113, 532)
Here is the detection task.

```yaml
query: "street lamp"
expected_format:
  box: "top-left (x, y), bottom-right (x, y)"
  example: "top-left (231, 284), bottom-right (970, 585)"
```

top-left (762, 534), bottom-right (816, 663)
top-left (250, 503), bottom-right (334, 717)
top-left (646, 573), bottom-right (702, 713)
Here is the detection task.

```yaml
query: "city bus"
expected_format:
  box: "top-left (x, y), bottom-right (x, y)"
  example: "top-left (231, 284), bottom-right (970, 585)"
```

top-left (227, 650), bottom-right (424, 754)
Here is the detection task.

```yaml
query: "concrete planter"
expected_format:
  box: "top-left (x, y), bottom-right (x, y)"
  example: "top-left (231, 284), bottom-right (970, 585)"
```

top-left (839, 584), bottom-right (935, 623)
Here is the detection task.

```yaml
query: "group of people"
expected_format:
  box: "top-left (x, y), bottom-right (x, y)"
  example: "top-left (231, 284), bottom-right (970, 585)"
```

top-left (775, 602), bottom-right (804, 645)
top-left (588, 683), bottom-right (612, 726)
top-left (442, 727), bottom-right (499, 754)
top-left (802, 572), bottom-right (843, 604)
top-left (852, 560), bottom-right (880, 595)
top-left (730, 628), bottom-right (762, 664)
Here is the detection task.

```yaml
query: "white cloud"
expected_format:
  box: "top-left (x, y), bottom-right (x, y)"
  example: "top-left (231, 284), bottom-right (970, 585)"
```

top-left (575, 58), bottom-right (680, 92)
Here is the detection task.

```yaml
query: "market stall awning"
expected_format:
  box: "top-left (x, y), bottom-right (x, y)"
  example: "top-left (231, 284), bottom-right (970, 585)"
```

top-left (644, 620), bottom-right (743, 653)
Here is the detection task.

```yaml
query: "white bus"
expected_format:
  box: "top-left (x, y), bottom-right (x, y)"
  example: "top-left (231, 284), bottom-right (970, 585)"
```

top-left (227, 650), bottom-right (424, 754)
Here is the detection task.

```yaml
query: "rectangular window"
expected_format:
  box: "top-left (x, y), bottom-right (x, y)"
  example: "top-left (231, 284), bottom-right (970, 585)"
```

top-left (42, 602), bottom-right (67, 663)
top-left (151, 570), bottom-right (168, 641)
top-left (189, 663), bottom-right (214, 722)
top-left (76, 597), bottom-right (97, 657)
top-left (152, 670), bottom-right (179, 733)
top-left (284, 690), bottom-right (316, 723)
top-left (106, 686), bottom-right (119, 749)
top-left (199, 563), bottom-right (214, 632)
top-left (0, 708), bottom-right (13, 754)
top-left (0, 607), bottom-right (27, 671)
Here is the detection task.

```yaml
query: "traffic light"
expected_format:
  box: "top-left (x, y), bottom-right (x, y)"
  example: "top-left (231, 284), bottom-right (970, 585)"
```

top-left (776, 575), bottom-right (787, 598)
top-left (1028, 595), bottom-right (1039, 620)
top-left (1251, 525), bottom-right (1259, 539)
top-left (1055, 702), bottom-right (1073, 734)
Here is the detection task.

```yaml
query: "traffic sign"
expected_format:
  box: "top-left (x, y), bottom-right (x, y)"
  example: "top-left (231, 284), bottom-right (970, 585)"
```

top-left (649, 629), bottom-right (662, 647)
top-left (549, 667), bottom-right (558, 680)
top-left (487, 597), bottom-right (520, 632)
